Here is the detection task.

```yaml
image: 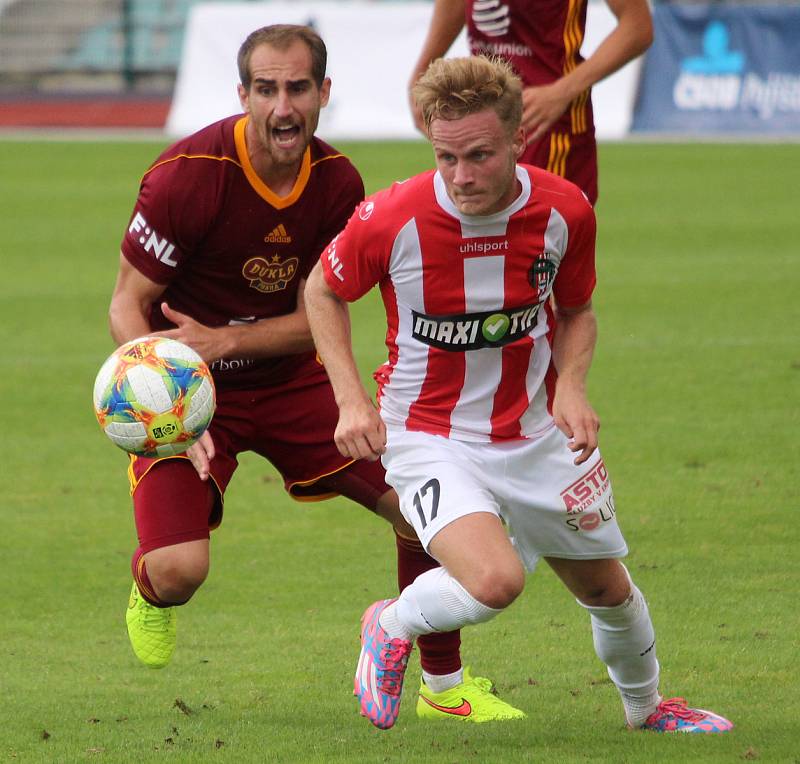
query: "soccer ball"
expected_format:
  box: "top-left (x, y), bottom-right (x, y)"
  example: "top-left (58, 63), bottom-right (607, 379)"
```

top-left (93, 336), bottom-right (216, 457)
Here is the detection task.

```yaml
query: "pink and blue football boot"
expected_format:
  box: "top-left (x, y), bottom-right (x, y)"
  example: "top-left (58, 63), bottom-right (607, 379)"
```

top-left (640, 697), bottom-right (733, 733)
top-left (354, 599), bottom-right (413, 730)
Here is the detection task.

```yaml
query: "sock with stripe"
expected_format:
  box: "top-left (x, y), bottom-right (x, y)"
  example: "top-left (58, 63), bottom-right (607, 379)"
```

top-left (131, 547), bottom-right (170, 608)
top-left (395, 532), bottom-right (463, 677)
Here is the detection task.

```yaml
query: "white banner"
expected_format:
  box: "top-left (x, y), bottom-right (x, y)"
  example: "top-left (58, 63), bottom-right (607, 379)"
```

top-left (167, 0), bottom-right (642, 140)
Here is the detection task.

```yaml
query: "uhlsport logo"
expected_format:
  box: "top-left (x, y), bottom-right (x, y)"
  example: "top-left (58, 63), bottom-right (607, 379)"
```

top-left (264, 224), bottom-right (292, 244)
top-left (358, 201), bottom-right (375, 221)
top-left (459, 239), bottom-right (508, 255)
top-left (128, 211), bottom-right (178, 267)
top-left (560, 459), bottom-right (610, 514)
top-left (242, 254), bottom-right (299, 293)
top-left (412, 302), bottom-right (541, 351)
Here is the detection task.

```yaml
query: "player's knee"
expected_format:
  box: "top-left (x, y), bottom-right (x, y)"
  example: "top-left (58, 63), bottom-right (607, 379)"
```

top-left (147, 555), bottom-right (209, 604)
top-left (464, 560), bottom-right (525, 610)
top-left (155, 565), bottom-right (207, 603)
top-left (577, 577), bottom-right (631, 608)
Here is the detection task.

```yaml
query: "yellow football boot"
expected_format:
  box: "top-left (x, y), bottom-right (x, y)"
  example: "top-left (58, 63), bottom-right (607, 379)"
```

top-left (417, 667), bottom-right (526, 722)
top-left (125, 581), bottom-right (176, 669)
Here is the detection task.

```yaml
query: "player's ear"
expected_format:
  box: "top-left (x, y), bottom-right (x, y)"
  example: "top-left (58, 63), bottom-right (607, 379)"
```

top-left (237, 83), bottom-right (250, 113)
top-left (512, 126), bottom-right (525, 159)
top-left (319, 77), bottom-right (332, 108)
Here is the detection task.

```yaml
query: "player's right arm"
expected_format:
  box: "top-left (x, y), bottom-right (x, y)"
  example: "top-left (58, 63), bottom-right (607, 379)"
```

top-left (304, 261), bottom-right (386, 462)
top-left (108, 251), bottom-right (166, 345)
top-left (408, 0), bottom-right (466, 132)
top-left (108, 251), bottom-right (216, 477)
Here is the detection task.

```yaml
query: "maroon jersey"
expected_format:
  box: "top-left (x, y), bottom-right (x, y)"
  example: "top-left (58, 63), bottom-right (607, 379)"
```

top-left (466, 0), bottom-right (593, 137)
top-left (121, 114), bottom-right (364, 390)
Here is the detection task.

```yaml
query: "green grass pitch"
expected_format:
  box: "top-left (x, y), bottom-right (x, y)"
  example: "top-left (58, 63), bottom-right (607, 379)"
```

top-left (1, 136), bottom-right (797, 762)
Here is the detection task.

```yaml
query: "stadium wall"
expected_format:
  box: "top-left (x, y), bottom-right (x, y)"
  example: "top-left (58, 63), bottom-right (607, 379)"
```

top-left (166, 0), bottom-right (639, 140)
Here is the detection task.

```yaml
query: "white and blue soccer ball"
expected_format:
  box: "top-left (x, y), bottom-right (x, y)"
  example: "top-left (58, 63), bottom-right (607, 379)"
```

top-left (93, 336), bottom-right (216, 457)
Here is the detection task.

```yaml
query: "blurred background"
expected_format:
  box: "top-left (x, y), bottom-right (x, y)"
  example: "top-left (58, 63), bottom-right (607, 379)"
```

top-left (0, 0), bottom-right (249, 128)
top-left (1, 0), bottom-right (799, 138)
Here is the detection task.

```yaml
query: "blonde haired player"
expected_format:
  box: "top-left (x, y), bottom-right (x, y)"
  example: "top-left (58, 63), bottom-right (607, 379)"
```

top-left (305, 55), bottom-right (732, 733)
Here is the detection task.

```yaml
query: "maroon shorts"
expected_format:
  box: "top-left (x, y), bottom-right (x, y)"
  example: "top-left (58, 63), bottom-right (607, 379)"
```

top-left (522, 127), bottom-right (598, 206)
top-left (127, 365), bottom-right (390, 552)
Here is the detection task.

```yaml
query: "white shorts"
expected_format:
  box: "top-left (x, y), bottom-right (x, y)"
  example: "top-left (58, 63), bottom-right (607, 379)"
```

top-left (382, 425), bottom-right (628, 572)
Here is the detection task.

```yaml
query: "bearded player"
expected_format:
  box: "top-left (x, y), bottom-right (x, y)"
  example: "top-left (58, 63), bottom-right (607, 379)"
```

top-left (107, 24), bottom-right (522, 723)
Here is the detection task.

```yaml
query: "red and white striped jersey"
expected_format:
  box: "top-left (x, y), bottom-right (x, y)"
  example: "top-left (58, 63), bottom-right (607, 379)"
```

top-left (321, 165), bottom-right (596, 443)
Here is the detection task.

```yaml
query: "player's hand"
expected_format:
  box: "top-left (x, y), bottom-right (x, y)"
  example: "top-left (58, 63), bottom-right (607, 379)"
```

top-left (334, 400), bottom-right (387, 462)
top-left (552, 383), bottom-right (600, 465)
top-left (522, 82), bottom-right (573, 144)
top-left (152, 302), bottom-right (227, 362)
top-left (185, 430), bottom-right (215, 481)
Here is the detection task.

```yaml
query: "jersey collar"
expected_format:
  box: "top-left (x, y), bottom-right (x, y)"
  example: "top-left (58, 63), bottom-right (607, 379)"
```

top-left (234, 116), bottom-right (312, 209)
top-left (433, 165), bottom-right (531, 235)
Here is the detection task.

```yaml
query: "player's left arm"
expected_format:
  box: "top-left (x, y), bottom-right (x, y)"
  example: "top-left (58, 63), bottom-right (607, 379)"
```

top-left (522, 0), bottom-right (654, 142)
top-left (154, 280), bottom-right (314, 363)
top-left (551, 300), bottom-right (600, 465)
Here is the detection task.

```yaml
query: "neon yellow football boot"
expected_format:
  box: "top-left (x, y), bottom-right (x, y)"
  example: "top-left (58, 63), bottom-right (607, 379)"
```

top-left (126, 581), bottom-right (176, 669)
top-left (416, 666), bottom-right (527, 722)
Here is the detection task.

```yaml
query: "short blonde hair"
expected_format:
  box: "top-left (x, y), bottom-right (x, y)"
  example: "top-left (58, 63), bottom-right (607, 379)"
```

top-left (413, 55), bottom-right (523, 135)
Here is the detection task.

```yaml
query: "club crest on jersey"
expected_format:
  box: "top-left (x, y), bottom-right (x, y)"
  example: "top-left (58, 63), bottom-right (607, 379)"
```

top-left (411, 302), bottom-right (541, 351)
top-left (529, 253), bottom-right (557, 299)
top-left (242, 254), bottom-right (299, 293)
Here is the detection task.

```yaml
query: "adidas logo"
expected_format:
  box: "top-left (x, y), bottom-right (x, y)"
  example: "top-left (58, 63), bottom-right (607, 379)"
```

top-left (264, 224), bottom-right (292, 244)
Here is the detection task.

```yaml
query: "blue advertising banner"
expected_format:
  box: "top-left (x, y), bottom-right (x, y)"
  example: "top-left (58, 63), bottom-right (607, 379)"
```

top-left (632, 4), bottom-right (800, 134)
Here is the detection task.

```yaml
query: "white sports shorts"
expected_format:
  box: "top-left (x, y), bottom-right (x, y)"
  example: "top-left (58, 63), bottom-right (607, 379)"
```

top-left (382, 425), bottom-right (628, 572)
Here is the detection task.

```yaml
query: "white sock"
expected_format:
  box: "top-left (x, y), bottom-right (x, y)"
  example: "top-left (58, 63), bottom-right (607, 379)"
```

top-left (581, 582), bottom-right (661, 727)
top-left (422, 667), bottom-right (464, 694)
top-left (382, 567), bottom-right (503, 638)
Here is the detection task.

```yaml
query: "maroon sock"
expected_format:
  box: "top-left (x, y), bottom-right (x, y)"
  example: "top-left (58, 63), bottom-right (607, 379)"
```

top-left (395, 532), bottom-right (462, 676)
top-left (130, 547), bottom-right (169, 607)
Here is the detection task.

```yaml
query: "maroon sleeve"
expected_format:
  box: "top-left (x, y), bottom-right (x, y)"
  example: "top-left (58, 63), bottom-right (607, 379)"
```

top-left (302, 157), bottom-right (365, 280)
top-left (120, 157), bottom-right (218, 284)
top-left (552, 194), bottom-right (597, 308)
